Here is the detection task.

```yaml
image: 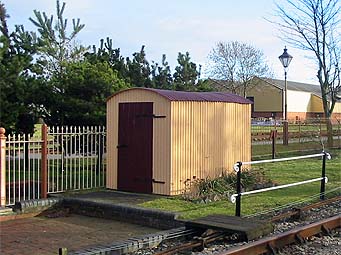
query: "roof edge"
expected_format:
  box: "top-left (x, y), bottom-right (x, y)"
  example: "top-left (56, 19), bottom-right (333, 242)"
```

top-left (255, 77), bottom-right (283, 91)
top-left (107, 87), bottom-right (252, 104)
top-left (106, 87), bottom-right (168, 102)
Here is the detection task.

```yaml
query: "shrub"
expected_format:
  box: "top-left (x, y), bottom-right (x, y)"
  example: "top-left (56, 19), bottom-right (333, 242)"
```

top-left (182, 168), bottom-right (274, 203)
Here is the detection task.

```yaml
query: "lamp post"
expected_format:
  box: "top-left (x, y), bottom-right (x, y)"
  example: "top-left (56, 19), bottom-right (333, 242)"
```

top-left (279, 47), bottom-right (293, 145)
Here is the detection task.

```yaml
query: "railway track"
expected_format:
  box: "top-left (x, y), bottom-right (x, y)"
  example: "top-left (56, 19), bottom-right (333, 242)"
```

top-left (219, 215), bottom-right (340, 255)
top-left (147, 196), bottom-right (340, 255)
top-left (269, 195), bottom-right (340, 222)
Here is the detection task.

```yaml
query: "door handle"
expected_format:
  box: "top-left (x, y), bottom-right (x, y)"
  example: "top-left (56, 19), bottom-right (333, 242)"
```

top-left (117, 144), bottom-right (128, 148)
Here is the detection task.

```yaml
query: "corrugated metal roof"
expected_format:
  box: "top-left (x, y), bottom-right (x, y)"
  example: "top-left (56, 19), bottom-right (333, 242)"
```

top-left (110, 88), bottom-right (252, 104)
top-left (261, 78), bottom-right (322, 97)
top-left (207, 77), bottom-right (323, 98)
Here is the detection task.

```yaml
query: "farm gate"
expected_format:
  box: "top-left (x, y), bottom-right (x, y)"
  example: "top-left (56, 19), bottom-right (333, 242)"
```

top-left (0, 125), bottom-right (106, 206)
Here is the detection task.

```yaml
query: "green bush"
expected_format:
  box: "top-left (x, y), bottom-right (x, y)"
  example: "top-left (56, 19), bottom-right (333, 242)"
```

top-left (182, 169), bottom-right (274, 203)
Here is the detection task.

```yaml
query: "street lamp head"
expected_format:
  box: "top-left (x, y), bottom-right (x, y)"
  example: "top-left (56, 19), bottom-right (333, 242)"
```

top-left (279, 47), bottom-right (293, 68)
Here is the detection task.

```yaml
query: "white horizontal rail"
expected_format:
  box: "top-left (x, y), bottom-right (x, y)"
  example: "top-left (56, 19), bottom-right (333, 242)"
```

top-left (6, 140), bottom-right (43, 144)
top-left (242, 153), bottom-right (325, 166)
top-left (230, 177), bottom-right (328, 203)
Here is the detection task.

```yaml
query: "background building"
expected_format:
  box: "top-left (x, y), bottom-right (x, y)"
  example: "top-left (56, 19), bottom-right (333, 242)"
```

top-left (208, 77), bottom-right (341, 121)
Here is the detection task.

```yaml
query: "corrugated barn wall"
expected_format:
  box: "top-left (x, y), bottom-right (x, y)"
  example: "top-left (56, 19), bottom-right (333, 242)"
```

top-left (170, 101), bottom-right (251, 195)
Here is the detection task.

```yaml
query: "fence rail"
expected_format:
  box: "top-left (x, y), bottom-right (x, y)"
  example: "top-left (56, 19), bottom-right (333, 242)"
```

top-left (251, 118), bottom-right (341, 143)
top-left (231, 152), bottom-right (330, 217)
top-left (47, 126), bottom-right (106, 194)
top-left (5, 134), bottom-right (43, 205)
top-left (0, 125), bottom-right (106, 206)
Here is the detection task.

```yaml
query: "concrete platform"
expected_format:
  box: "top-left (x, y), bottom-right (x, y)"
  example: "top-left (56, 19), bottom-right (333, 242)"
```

top-left (9, 190), bottom-right (182, 230)
top-left (184, 214), bottom-right (274, 241)
top-left (52, 189), bottom-right (164, 205)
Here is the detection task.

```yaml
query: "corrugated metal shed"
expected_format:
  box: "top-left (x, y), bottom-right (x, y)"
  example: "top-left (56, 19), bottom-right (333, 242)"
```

top-left (107, 88), bottom-right (251, 195)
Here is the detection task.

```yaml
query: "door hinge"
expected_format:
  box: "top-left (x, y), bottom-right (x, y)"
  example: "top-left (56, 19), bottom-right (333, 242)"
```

top-left (152, 179), bottom-right (165, 184)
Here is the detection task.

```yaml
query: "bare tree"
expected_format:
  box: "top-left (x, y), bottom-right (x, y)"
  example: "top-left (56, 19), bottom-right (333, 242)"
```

top-left (273, 0), bottom-right (340, 146)
top-left (207, 41), bottom-right (272, 97)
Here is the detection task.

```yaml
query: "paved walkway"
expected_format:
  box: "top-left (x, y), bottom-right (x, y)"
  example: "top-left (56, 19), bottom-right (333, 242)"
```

top-left (1, 190), bottom-right (165, 255)
top-left (0, 213), bottom-right (159, 255)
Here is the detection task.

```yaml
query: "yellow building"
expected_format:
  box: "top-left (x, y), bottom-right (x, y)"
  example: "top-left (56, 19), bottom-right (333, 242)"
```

top-left (106, 88), bottom-right (251, 195)
top-left (209, 77), bottom-right (341, 121)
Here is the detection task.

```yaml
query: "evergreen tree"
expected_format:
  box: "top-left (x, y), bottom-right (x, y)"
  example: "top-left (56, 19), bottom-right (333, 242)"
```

top-left (28, 0), bottom-right (90, 125)
top-left (85, 37), bottom-right (129, 81)
top-left (173, 52), bottom-right (199, 91)
top-left (151, 54), bottom-right (173, 89)
top-left (47, 60), bottom-right (129, 126)
top-left (0, 2), bottom-right (44, 134)
top-left (29, 0), bottom-right (87, 78)
top-left (126, 45), bottom-right (152, 87)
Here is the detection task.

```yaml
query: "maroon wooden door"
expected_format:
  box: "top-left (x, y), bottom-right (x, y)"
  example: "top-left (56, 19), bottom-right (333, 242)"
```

top-left (117, 102), bottom-right (153, 193)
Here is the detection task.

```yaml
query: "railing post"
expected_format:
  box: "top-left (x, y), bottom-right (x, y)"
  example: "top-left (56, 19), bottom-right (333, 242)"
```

top-left (271, 130), bottom-right (277, 159)
top-left (0, 128), bottom-right (6, 206)
top-left (320, 152), bottom-right (327, 200)
top-left (41, 124), bottom-right (48, 198)
top-left (235, 161), bottom-right (242, 217)
top-left (59, 248), bottom-right (68, 255)
top-left (298, 119), bottom-right (301, 144)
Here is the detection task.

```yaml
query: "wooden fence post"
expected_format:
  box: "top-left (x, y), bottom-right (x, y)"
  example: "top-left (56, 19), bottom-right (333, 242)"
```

top-left (0, 128), bottom-right (6, 206)
top-left (59, 248), bottom-right (68, 255)
top-left (271, 130), bottom-right (277, 159)
top-left (41, 124), bottom-right (48, 198)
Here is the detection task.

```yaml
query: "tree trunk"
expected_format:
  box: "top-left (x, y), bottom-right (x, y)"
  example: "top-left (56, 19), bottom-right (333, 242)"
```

top-left (326, 117), bottom-right (333, 148)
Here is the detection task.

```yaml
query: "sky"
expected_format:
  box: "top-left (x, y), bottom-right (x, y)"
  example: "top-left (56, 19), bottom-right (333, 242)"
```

top-left (3, 0), bottom-right (320, 85)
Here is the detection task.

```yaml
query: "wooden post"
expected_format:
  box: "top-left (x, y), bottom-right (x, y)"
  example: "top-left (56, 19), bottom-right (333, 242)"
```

top-left (283, 121), bottom-right (289, 145)
top-left (271, 130), bottom-right (277, 159)
top-left (59, 248), bottom-right (68, 255)
top-left (298, 119), bottom-right (301, 144)
top-left (41, 124), bottom-right (48, 198)
top-left (0, 128), bottom-right (6, 206)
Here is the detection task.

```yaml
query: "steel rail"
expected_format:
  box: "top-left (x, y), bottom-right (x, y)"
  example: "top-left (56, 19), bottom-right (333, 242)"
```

top-left (270, 196), bottom-right (341, 222)
top-left (218, 215), bottom-right (341, 255)
top-left (154, 230), bottom-right (226, 255)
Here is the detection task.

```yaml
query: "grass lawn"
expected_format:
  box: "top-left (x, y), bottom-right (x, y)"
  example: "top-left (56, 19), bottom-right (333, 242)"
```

top-left (140, 149), bottom-right (341, 219)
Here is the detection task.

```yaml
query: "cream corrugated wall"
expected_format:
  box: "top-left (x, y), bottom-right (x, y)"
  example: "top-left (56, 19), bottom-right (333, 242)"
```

top-left (106, 89), bottom-right (171, 195)
top-left (170, 101), bottom-right (251, 195)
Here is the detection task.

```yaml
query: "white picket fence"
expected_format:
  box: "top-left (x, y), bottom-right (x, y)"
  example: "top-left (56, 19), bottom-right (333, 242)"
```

top-left (0, 125), bottom-right (106, 206)
top-left (47, 126), bottom-right (106, 193)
